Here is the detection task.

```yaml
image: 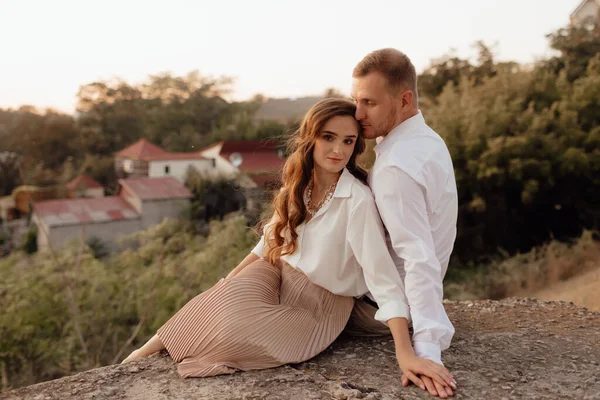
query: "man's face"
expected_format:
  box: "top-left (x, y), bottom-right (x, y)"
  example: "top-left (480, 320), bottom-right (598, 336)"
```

top-left (351, 72), bottom-right (400, 139)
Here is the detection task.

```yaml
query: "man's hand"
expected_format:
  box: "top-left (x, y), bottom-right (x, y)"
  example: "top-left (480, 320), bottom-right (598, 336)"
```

top-left (397, 354), bottom-right (456, 398)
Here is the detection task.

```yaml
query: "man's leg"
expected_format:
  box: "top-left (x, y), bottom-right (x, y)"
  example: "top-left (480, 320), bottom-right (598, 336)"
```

top-left (344, 297), bottom-right (391, 337)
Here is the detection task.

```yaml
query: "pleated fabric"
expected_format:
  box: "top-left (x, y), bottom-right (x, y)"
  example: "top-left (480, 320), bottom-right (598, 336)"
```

top-left (156, 259), bottom-right (355, 378)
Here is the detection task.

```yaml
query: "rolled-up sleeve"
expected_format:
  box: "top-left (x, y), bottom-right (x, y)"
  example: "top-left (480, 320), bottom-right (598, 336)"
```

top-left (251, 236), bottom-right (265, 258)
top-left (252, 216), bottom-right (278, 258)
top-left (348, 196), bottom-right (411, 323)
top-left (371, 166), bottom-right (454, 365)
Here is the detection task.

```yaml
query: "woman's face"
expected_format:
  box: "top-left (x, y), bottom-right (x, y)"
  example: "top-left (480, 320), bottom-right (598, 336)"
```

top-left (312, 115), bottom-right (359, 175)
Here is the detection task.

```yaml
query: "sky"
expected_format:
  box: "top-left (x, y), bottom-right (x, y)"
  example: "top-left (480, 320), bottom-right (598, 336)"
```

top-left (0, 0), bottom-right (582, 113)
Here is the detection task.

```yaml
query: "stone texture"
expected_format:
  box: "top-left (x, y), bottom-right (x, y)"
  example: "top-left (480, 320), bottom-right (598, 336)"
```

top-left (2, 298), bottom-right (599, 400)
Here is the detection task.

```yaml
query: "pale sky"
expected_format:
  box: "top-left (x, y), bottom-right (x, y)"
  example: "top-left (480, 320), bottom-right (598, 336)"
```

top-left (0, 0), bottom-right (581, 113)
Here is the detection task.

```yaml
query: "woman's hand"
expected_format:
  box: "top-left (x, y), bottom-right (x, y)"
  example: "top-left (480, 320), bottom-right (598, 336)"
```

top-left (226, 253), bottom-right (260, 279)
top-left (397, 353), bottom-right (457, 398)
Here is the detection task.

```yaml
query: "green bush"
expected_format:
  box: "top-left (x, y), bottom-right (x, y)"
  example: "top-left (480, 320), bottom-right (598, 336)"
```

top-left (21, 226), bottom-right (37, 254)
top-left (0, 214), bottom-right (258, 391)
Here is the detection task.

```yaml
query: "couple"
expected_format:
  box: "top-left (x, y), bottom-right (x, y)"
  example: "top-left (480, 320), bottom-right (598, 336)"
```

top-left (123, 48), bottom-right (458, 398)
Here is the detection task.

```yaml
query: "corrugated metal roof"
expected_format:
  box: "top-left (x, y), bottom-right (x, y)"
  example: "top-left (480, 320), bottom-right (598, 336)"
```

top-left (220, 139), bottom-right (279, 153)
top-left (199, 139), bottom-right (279, 155)
top-left (33, 196), bottom-right (139, 227)
top-left (249, 172), bottom-right (281, 187)
top-left (200, 140), bottom-right (285, 178)
top-left (146, 153), bottom-right (206, 161)
top-left (221, 151), bottom-right (285, 173)
top-left (118, 177), bottom-right (192, 201)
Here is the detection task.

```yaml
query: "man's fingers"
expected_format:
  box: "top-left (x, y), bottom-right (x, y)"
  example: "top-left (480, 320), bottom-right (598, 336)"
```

top-left (433, 379), bottom-right (452, 398)
top-left (422, 376), bottom-right (438, 397)
top-left (405, 371), bottom-right (425, 391)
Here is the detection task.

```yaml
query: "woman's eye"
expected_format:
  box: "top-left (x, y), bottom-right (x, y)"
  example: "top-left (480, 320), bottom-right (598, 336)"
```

top-left (323, 135), bottom-right (333, 141)
top-left (344, 139), bottom-right (354, 145)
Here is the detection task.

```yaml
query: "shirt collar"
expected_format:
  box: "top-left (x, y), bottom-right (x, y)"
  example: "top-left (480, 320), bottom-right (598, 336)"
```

top-left (333, 168), bottom-right (353, 198)
top-left (307, 168), bottom-right (353, 221)
top-left (373, 110), bottom-right (425, 156)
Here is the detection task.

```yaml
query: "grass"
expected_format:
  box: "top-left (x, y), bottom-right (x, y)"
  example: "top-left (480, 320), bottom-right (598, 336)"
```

top-left (444, 230), bottom-right (600, 301)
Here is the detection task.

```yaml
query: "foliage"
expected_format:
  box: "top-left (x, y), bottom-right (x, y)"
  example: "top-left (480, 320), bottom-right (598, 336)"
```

top-left (2, 21), bottom-right (600, 391)
top-left (184, 170), bottom-right (247, 223)
top-left (0, 215), bottom-right (258, 390)
top-left (21, 226), bottom-right (37, 254)
top-left (421, 29), bottom-right (600, 262)
top-left (445, 231), bottom-right (599, 300)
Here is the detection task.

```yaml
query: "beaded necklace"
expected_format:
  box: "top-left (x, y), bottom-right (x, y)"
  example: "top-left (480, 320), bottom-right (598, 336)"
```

top-left (304, 179), bottom-right (338, 216)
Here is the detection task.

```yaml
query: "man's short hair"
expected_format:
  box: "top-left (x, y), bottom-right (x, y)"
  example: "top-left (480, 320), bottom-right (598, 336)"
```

top-left (353, 48), bottom-right (418, 101)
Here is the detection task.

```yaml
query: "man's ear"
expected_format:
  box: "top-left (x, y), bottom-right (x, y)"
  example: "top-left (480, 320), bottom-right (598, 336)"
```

top-left (401, 90), bottom-right (414, 108)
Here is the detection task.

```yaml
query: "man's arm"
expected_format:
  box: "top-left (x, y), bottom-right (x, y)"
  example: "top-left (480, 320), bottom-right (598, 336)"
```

top-left (371, 166), bottom-right (454, 365)
top-left (346, 196), bottom-right (455, 395)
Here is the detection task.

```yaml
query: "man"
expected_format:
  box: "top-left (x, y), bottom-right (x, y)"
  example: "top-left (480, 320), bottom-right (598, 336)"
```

top-left (350, 48), bottom-right (458, 398)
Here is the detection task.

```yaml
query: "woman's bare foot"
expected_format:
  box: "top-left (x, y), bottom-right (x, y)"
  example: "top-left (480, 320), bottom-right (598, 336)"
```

top-left (121, 349), bottom-right (143, 364)
top-left (121, 335), bottom-right (165, 364)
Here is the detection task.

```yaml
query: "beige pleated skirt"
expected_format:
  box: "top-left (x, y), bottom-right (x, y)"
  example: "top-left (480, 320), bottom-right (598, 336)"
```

top-left (157, 260), bottom-right (355, 378)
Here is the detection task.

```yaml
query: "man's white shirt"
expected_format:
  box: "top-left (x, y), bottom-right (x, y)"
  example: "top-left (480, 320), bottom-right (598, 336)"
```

top-left (368, 111), bottom-right (458, 365)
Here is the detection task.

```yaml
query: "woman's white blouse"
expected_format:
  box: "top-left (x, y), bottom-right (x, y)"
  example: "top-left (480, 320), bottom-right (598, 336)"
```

top-left (251, 168), bottom-right (410, 323)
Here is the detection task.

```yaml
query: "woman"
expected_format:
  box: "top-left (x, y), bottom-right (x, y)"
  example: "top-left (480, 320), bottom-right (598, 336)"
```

top-left (122, 98), bottom-right (456, 397)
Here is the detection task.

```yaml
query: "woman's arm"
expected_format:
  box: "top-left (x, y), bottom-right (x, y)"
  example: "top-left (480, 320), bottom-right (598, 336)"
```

top-left (228, 224), bottom-right (270, 279)
top-left (226, 253), bottom-right (259, 279)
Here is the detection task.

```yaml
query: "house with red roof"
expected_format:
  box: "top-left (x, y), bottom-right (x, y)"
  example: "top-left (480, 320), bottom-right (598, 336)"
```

top-left (66, 174), bottom-right (104, 199)
top-left (199, 140), bottom-right (284, 188)
top-left (114, 139), bottom-right (213, 184)
top-left (33, 176), bottom-right (192, 252)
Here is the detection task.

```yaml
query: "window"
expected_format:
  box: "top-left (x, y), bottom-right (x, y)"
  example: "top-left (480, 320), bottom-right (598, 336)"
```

top-left (165, 165), bottom-right (170, 174)
top-left (123, 159), bottom-right (134, 173)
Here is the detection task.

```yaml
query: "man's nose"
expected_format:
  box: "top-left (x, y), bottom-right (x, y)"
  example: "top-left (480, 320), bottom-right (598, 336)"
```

top-left (355, 104), bottom-right (365, 121)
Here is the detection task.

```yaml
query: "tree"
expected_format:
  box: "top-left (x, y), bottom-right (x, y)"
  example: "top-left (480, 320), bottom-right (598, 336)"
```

top-left (0, 152), bottom-right (22, 196)
top-left (323, 87), bottom-right (345, 98)
top-left (545, 22), bottom-right (600, 81)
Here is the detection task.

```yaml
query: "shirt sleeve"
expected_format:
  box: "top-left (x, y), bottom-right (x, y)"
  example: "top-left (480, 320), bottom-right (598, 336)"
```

top-left (251, 214), bottom-right (278, 258)
top-left (347, 194), bottom-right (411, 324)
top-left (251, 235), bottom-right (265, 258)
top-left (371, 166), bottom-right (455, 365)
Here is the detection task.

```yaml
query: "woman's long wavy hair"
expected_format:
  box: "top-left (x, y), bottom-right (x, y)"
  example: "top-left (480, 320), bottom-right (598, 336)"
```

top-left (263, 98), bottom-right (368, 265)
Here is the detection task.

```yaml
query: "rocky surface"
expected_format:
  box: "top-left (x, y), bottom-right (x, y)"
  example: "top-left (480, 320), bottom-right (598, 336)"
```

top-left (2, 298), bottom-right (599, 400)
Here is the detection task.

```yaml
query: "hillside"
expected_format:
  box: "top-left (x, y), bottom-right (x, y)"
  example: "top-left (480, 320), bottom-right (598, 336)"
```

top-left (254, 96), bottom-right (323, 122)
top-left (533, 263), bottom-right (600, 311)
top-left (2, 298), bottom-right (599, 400)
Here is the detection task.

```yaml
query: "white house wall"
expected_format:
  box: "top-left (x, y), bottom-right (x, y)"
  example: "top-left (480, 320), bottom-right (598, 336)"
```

top-left (214, 155), bottom-right (239, 177)
top-left (84, 188), bottom-right (105, 198)
top-left (572, 0), bottom-right (600, 24)
top-left (140, 199), bottom-right (190, 228)
top-left (37, 218), bottom-right (143, 252)
top-left (200, 146), bottom-right (239, 178)
top-left (148, 160), bottom-right (214, 183)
